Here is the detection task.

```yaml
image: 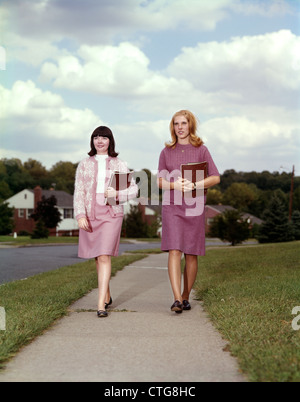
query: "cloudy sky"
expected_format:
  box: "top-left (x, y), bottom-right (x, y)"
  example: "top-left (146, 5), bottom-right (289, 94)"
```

top-left (0, 0), bottom-right (299, 175)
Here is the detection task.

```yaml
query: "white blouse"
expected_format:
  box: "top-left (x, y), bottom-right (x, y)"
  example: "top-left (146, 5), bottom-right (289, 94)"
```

top-left (95, 154), bottom-right (108, 194)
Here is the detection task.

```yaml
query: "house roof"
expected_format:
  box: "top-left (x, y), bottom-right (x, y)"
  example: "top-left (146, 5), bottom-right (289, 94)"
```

top-left (29, 190), bottom-right (74, 208)
top-left (206, 205), bottom-right (263, 225)
top-left (206, 205), bottom-right (235, 213)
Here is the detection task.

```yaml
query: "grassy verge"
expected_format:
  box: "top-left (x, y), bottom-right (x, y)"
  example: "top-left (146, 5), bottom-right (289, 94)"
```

top-left (0, 236), bottom-right (161, 247)
top-left (194, 241), bottom-right (300, 382)
top-left (0, 235), bottom-right (79, 246)
top-left (125, 248), bottom-right (163, 254)
top-left (0, 253), bottom-right (146, 369)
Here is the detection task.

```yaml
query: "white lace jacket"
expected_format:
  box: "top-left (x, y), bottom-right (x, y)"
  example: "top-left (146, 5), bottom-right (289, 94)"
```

top-left (74, 156), bottom-right (138, 220)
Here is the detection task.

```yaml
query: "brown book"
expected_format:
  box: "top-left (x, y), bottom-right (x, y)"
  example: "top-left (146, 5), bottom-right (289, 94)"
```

top-left (181, 162), bottom-right (208, 198)
top-left (105, 171), bottom-right (134, 205)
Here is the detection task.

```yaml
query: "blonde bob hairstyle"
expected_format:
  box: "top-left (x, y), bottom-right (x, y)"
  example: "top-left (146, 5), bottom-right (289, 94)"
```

top-left (166, 110), bottom-right (204, 149)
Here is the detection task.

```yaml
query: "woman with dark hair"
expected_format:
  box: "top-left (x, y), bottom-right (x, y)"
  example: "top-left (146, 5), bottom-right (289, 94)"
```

top-left (158, 110), bottom-right (220, 314)
top-left (74, 126), bottom-right (138, 318)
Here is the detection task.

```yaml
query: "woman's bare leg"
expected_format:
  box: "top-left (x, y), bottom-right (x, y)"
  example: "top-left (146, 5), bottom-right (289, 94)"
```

top-left (182, 254), bottom-right (198, 301)
top-left (96, 255), bottom-right (112, 311)
top-left (168, 250), bottom-right (183, 302)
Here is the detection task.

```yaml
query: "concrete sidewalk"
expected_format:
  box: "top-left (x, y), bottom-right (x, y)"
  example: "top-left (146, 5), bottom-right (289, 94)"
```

top-left (0, 253), bottom-right (246, 382)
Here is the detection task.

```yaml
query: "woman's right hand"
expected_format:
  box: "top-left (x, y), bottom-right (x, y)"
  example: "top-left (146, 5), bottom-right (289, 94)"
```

top-left (77, 217), bottom-right (92, 232)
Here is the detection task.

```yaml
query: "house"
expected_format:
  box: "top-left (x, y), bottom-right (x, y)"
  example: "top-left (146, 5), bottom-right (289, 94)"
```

top-left (5, 188), bottom-right (162, 238)
top-left (5, 186), bottom-right (78, 236)
top-left (205, 205), bottom-right (263, 235)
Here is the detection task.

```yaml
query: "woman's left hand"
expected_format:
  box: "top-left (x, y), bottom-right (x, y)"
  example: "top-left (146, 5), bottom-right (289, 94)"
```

top-left (105, 187), bottom-right (118, 199)
top-left (175, 177), bottom-right (194, 193)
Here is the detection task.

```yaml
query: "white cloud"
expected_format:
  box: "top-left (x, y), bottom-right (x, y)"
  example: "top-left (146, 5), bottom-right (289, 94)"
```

top-left (3, 0), bottom-right (233, 45)
top-left (5, 33), bottom-right (65, 67)
top-left (168, 30), bottom-right (300, 107)
top-left (144, 0), bottom-right (232, 31)
top-left (201, 116), bottom-right (300, 172)
top-left (4, 0), bottom-right (294, 67)
top-left (0, 80), bottom-right (299, 173)
top-left (37, 30), bottom-right (300, 120)
top-left (1, 1), bottom-right (298, 173)
top-left (0, 81), bottom-right (102, 166)
top-left (39, 42), bottom-right (193, 98)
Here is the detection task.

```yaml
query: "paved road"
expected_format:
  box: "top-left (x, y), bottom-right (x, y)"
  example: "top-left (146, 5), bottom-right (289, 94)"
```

top-left (0, 242), bottom-right (161, 285)
top-left (0, 238), bottom-right (235, 285)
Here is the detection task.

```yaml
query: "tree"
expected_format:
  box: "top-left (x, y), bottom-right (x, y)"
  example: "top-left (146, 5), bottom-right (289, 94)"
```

top-left (209, 209), bottom-right (250, 246)
top-left (0, 203), bottom-right (14, 235)
top-left (124, 205), bottom-right (147, 238)
top-left (31, 195), bottom-right (62, 229)
top-left (24, 159), bottom-right (48, 180)
top-left (258, 195), bottom-right (294, 243)
top-left (293, 187), bottom-right (300, 212)
top-left (1, 158), bottom-right (34, 194)
top-left (0, 180), bottom-right (13, 202)
top-left (223, 182), bottom-right (258, 211)
top-left (291, 210), bottom-right (300, 240)
top-left (206, 188), bottom-right (223, 205)
top-left (49, 161), bottom-right (77, 194)
top-left (31, 219), bottom-right (49, 239)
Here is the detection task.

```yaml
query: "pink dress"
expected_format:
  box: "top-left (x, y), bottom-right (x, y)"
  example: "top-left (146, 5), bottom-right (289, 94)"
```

top-left (78, 194), bottom-right (123, 259)
top-left (158, 144), bottom-right (219, 256)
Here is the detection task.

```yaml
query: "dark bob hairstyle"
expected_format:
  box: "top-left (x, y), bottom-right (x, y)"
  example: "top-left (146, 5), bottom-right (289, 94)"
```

top-left (88, 126), bottom-right (119, 158)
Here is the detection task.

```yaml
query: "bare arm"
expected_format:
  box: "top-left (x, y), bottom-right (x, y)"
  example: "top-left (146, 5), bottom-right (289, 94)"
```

top-left (196, 175), bottom-right (220, 190)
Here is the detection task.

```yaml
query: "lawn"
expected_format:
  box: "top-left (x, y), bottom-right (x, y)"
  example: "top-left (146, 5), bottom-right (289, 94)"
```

top-left (0, 253), bottom-right (147, 369)
top-left (195, 241), bottom-right (300, 382)
top-left (0, 235), bottom-right (79, 246)
top-left (0, 236), bottom-right (161, 247)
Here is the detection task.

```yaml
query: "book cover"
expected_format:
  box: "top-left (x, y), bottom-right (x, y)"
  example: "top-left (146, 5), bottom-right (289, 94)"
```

top-left (180, 161), bottom-right (208, 198)
top-left (105, 171), bottom-right (134, 205)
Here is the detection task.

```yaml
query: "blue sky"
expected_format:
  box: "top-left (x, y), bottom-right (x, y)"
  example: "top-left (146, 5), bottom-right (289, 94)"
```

top-left (0, 0), bottom-right (299, 175)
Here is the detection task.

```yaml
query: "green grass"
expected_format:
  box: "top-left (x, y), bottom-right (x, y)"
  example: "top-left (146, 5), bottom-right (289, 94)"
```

top-left (0, 236), bottom-right (161, 247)
top-left (0, 253), bottom-right (146, 369)
top-left (0, 235), bottom-right (79, 246)
top-left (194, 241), bottom-right (300, 382)
top-left (125, 248), bottom-right (163, 254)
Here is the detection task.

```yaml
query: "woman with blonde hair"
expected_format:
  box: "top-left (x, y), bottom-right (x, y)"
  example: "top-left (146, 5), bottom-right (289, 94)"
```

top-left (158, 110), bottom-right (220, 314)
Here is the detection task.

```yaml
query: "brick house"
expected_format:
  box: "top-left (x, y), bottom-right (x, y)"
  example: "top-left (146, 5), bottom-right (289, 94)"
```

top-left (5, 186), bottom-right (78, 236)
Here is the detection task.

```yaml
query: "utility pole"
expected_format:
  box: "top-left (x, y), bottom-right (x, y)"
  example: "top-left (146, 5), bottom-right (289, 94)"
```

top-left (289, 165), bottom-right (295, 221)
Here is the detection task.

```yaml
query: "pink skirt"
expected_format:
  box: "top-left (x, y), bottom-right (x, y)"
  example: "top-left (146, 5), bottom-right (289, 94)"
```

top-left (78, 194), bottom-right (123, 259)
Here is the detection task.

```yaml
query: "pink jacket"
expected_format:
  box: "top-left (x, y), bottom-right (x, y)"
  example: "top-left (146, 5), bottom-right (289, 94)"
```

top-left (74, 156), bottom-right (138, 220)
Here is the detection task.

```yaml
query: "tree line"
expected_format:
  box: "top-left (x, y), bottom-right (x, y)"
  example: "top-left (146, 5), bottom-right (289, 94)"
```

top-left (0, 158), bottom-right (78, 202)
top-left (1, 158), bottom-right (299, 220)
top-left (1, 158), bottom-right (299, 244)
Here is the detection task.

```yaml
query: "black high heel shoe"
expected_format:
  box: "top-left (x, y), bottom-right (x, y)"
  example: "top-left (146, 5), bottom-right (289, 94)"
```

top-left (171, 300), bottom-right (183, 314)
top-left (182, 300), bottom-right (191, 310)
top-left (97, 310), bottom-right (108, 318)
top-left (105, 297), bottom-right (113, 310)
